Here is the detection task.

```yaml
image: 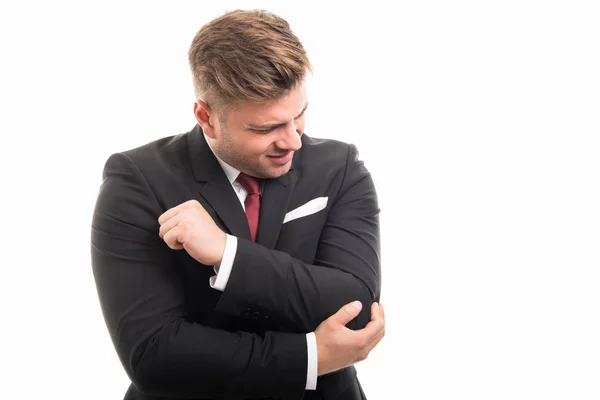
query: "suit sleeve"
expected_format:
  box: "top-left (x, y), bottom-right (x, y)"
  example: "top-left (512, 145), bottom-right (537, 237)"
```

top-left (214, 144), bottom-right (381, 332)
top-left (90, 152), bottom-right (307, 399)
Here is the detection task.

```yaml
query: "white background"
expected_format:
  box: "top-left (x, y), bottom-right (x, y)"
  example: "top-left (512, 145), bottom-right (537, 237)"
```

top-left (1, 1), bottom-right (599, 399)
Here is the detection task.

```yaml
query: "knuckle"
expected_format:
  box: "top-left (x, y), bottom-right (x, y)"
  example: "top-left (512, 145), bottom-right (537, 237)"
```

top-left (179, 230), bottom-right (190, 242)
top-left (359, 350), bottom-right (369, 361)
top-left (361, 333), bottom-right (372, 347)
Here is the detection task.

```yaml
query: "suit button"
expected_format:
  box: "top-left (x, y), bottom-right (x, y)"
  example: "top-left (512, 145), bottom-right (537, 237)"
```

top-left (242, 308), bottom-right (252, 318)
top-left (252, 311), bottom-right (261, 320)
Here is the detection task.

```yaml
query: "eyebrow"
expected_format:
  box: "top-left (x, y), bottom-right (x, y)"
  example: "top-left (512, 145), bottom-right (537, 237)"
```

top-left (246, 103), bottom-right (309, 130)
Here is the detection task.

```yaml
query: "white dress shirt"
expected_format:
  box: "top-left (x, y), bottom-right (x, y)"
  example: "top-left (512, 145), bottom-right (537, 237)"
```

top-left (204, 136), bottom-right (318, 390)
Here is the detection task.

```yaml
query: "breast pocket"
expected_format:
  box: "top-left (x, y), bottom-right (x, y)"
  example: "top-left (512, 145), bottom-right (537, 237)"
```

top-left (283, 197), bottom-right (328, 224)
top-left (277, 197), bottom-right (329, 263)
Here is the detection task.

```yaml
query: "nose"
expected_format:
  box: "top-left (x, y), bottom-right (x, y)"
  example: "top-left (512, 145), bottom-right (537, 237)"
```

top-left (276, 121), bottom-right (302, 152)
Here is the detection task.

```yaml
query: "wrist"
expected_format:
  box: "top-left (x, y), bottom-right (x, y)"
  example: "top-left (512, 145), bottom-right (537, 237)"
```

top-left (213, 230), bottom-right (227, 266)
top-left (316, 335), bottom-right (327, 376)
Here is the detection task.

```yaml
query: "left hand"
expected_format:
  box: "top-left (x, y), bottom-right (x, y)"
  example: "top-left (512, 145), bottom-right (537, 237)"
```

top-left (158, 199), bottom-right (227, 266)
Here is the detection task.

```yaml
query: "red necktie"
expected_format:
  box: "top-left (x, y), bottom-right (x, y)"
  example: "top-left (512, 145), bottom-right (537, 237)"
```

top-left (236, 173), bottom-right (261, 242)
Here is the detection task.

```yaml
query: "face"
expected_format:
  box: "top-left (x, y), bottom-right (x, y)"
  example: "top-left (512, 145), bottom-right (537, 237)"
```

top-left (195, 81), bottom-right (307, 179)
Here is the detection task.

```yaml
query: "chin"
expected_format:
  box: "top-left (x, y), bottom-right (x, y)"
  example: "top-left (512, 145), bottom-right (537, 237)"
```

top-left (260, 165), bottom-right (291, 179)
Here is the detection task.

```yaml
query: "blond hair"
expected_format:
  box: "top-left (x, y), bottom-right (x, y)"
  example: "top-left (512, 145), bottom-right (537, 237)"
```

top-left (188, 9), bottom-right (312, 115)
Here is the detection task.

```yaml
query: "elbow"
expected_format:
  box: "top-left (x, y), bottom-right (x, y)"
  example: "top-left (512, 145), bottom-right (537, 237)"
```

top-left (349, 279), bottom-right (378, 330)
top-left (129, 366), bottom-right (158, 395)
top-left (124, 327), bottom-right (190, 396)
top-left (123, 327), bottom-right (220, 398)
top-left (355, 295), bottom-right (376, 330)
top-left (128, 356), bottom-right (209, 398)
top-left (127, 347), bottom-right (188, 397)
top-left (126, 340), bottom-right (167, 396)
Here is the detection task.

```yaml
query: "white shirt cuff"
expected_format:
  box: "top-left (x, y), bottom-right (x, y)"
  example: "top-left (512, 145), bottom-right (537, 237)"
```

top-left (305, 332), bottom-right (318, 390)
top-left (209, 234), bottom-right (237, 291)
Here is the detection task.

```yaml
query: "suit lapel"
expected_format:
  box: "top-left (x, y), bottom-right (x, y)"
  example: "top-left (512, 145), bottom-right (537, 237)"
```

top-left (187, 124), bottom-right (302, 247)
top-left (188, 126), bottom-right (251, 241)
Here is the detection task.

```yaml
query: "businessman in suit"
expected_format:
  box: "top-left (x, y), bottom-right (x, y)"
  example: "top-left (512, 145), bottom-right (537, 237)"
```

top-left (91, 9), bottom-right (384, 400)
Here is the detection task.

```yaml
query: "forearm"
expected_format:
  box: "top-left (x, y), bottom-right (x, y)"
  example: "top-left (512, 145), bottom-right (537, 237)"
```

top-left (125, 318), bottom-right (307, 398)
top-left (214, 238), bottom-right (379, 333)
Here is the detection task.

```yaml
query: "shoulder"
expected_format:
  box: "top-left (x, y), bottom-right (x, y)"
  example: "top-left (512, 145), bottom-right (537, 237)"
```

top-left (100, 128), bottom-right (193, 179)
top-left (296, 134), bottom-right (360, 170)
top-left (294, 134), bottom-right (372, 201)
top-left (119, 131), bottom-right (189, 168)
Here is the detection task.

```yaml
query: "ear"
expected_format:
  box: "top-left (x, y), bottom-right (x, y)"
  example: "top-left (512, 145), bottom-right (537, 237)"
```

top-left (193, 100), bottom-right (217, 138)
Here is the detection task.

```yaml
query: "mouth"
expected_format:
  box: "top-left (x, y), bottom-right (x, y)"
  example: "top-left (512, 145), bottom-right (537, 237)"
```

top-left (267, 151), bottom-right (293, 165)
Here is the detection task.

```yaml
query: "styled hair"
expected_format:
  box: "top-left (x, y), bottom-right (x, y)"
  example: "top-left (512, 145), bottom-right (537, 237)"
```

top-left (188, 9), bottom-right (312, 115)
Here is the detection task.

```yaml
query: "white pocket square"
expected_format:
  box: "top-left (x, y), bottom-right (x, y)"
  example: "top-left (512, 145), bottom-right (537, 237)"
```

top-left (283, 197), bottom-right (328, 224)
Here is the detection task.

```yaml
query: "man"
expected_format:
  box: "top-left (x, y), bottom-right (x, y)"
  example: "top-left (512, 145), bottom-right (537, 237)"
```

top-left (91, 9), bottom-right (384, 400)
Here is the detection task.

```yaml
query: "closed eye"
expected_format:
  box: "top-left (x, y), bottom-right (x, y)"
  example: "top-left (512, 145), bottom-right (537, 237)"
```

top-left (247, 103), bottom-right (308, 133)
top-left (252, 128), bottom-right (274, 134)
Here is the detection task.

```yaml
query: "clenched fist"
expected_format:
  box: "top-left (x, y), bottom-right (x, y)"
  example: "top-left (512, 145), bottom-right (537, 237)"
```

top-left (158, 199), bottom-right (227, 266)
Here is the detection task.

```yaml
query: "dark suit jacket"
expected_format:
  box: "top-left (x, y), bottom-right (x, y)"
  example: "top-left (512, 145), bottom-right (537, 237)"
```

top-left (91, 125), bottom-right (381, 400)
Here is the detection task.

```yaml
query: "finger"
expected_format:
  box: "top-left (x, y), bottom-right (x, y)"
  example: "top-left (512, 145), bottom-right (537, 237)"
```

top-left (355, 323), bottom-right (385, 364)
top-left (159, 199), bottom-right (200, 225)
top-left (362, 315), bottom-right (385, 350)
top-left (159, 213), bottom-right (182, 239)
top-left (357, 303), bottom-right (384, 341)
top-left (368, 302), bottom-right (382, 325)
top-left (372, 302), bottom-right (380, 318)
top-left (367, 307), bottom-right (385, 345)
top-left (329, 300), bottom-right (363, 326)
top-left (158, 206), bottom-right (181, 225)
top-left (379, 303), bottom-right (385, 322)
top-left (357, 303), bottom-right (380, 330)
top-left (366, 324), bottom-right (386, 350)
top-left (162, 225), bottom-right (185, 250)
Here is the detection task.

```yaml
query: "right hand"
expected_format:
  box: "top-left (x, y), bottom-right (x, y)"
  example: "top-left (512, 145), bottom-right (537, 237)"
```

top-left (315, 301), bottom-right (385, 376)
top-left (158, 200), bottom-right (227, 266)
